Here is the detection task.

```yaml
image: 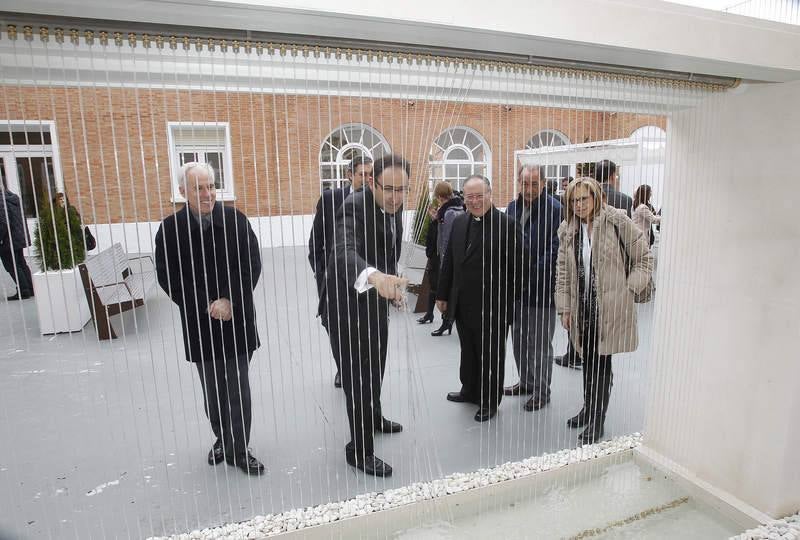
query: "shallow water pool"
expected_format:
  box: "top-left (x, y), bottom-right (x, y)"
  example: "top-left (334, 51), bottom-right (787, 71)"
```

top-left (391, 457), bottom-right (742, 539)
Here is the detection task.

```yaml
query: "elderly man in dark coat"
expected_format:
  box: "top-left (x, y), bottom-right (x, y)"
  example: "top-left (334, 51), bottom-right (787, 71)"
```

top-left (155, 162), bottom-right (264, 476)
top-left (322, 154), bottom-right (409, 477)
top-left (437, 175), bottom-right (527, 422)
top-left (0, 185), bottom-right (34, 300)
top-left (503, 165), bottom-right (562, 412)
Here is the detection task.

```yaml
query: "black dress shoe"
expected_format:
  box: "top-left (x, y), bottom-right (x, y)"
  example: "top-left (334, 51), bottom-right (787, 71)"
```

top-left (447, 391), bottom-right (470, 403)
top-left (374, 417), bottom-right (403, 433)
top-left (567, 408), bottom-right (590, 428)
top-left (474, 407), bottom-right (497, 422)
top-left (578, 422), bottom-right (604, 445)
top-left (6, 293), bottom-right (20, 301)
top-left (346, 453), bottom-right (393, 477)
top-left (207, 440), bottom-right (224, 465)
top-left (555, 354), bottom-right (583, 370)
top-left (22, 290), bottom-right (33, 299)
top-left (503, 383), bottom-right (534, 396)
top-left (226, 452), bottom-right (265, 476)
top-left (417, 313), bottom-right (434, 324)
top-left (524, 396), bottom-right (551, 411)
top-left (334, 372), bottom-right (342, 388)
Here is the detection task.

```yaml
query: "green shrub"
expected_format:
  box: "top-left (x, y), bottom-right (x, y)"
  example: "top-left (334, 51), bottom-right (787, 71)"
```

top-left (412, 188), bottom-right (439, 246)
top-left (34, 198), bottom-right (86, 271)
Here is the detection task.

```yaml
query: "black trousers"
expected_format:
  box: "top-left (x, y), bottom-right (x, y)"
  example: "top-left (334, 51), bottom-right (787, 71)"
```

top-left (195, 352), bottom-right (253, 461)
top-left (423, 258), bottom-right (439, 317)
top-left (455, 307), bottom-right (507, 410)
top-left (328, 296), bottom-right (388, 458)
top-left (319, 297), bottom-right (342, 372)
top-left (0, 248), bottom-right (33, 296)
top-left (580, 315), bottom-right (613, 423)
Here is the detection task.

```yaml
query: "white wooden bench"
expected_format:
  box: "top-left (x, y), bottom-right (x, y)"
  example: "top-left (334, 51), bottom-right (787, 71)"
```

top-left (78, 243), bottom-right (157, 340)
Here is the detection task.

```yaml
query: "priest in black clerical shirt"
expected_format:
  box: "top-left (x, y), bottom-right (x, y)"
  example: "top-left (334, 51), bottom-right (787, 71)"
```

top-left (437, 175), bottom-right (527, 422)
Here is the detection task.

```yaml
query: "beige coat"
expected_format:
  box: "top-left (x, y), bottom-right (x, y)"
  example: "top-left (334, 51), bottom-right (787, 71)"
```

top-left (555, 205), bottom-right (654, 356)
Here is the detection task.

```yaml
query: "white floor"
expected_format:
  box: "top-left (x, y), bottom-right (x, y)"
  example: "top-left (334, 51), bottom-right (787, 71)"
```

top-left (0, 247), bottom-right (654, 539)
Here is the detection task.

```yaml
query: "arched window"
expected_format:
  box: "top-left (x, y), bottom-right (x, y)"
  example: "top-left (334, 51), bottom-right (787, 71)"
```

top-left (429, 126), bottom-right (491, 192)
top-left (319, 123), bottom-right (391, 191)
top-left (629, 125), bottom-right (666, 161)
top-left (526, 129), bottom-right (571, 183)
top-left (627, 125), bottom-right (667, 206)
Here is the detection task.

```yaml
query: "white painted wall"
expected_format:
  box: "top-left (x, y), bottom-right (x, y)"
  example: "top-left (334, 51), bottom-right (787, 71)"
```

top-left (643, 80), bottom-right (800, 518)
top-left (86, 210), bottom-right (420, 255)
top-left (88, 215), bottom-right (315, 255)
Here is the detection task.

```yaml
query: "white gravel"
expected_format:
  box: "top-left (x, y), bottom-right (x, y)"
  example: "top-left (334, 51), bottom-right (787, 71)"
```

top-left (729, 513), bottom-right (800, 540)
top-left (147, 433), bottom-right (643, 540)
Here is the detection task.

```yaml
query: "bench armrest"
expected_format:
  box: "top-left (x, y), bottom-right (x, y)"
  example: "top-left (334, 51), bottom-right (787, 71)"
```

top-left (127, 254), bottom-right (154, 273)
top-left (93, 281), bottom-right (135, 298)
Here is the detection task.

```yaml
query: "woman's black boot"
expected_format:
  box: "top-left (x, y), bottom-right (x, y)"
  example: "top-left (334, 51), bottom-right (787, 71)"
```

top-left (417, 313), bottom-right (434, 324)
top-left (431, 319), bottom-right (453, 336)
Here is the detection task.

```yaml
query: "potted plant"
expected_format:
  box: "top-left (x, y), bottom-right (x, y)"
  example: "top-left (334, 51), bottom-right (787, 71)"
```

top-left (31, 196), bottom-right (91, 333)
top-left (406, 187), bottom-right (437, 272)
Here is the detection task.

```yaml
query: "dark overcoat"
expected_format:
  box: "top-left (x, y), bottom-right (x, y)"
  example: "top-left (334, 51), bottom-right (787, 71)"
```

top-left (155, 204), bottom-right (261, 363)
top-left (0, 190), bottom-right (30, 251)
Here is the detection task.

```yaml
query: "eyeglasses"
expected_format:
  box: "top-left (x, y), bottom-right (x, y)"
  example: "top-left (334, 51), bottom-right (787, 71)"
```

top-left (374, 180), bottom-right (408, 195)
top-left (464, 193), bottom-right (486, 202)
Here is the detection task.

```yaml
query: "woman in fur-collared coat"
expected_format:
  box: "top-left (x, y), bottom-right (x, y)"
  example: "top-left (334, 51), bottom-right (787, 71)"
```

top-left (555, 177), bottom-right (653, 444)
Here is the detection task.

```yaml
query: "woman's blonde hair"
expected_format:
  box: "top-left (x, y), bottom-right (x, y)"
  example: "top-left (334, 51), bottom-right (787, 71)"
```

top-left (433, 180), bottom-right (454, 199)
top-left (563, 176), bottom-right (603, 223)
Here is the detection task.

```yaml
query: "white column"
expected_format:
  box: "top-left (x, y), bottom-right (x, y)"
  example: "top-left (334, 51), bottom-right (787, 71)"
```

top-left (643, 80), bottom-right (800, 518)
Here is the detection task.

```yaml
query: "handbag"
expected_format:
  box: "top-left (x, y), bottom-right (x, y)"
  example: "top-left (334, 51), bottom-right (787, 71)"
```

top-left (612, 222), bottom-right (654, 304)
top-left (84, 226), bottom-right (97, 251)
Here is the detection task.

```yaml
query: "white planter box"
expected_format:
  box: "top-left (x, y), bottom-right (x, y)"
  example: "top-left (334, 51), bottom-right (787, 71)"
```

top-left (404, 243), bottom-right (428, 270)
top-left (33, 268), bottom-right (91, 334)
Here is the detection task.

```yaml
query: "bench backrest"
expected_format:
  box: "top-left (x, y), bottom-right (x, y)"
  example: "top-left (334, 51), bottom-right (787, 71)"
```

top-left (83, 243), bottom-right (130, 287)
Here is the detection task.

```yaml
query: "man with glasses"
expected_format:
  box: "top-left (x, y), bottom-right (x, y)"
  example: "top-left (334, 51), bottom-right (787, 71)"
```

top-left (437, 175), bottom-right (526, 422)
top-left (308, 155), bottom-right (373, 387)
top-left (322, 154), bottom-right (409, 477)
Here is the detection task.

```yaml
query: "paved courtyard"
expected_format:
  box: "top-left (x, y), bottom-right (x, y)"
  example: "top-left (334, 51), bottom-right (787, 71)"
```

top-left (0, 246), bottom-right (654, 539)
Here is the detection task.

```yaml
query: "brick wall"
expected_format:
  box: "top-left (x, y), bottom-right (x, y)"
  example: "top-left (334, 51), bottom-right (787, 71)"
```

top-left (1, 86), bottom-right (665, 223)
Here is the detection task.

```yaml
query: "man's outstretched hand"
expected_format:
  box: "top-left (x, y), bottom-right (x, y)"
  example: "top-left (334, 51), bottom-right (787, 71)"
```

top-left (368, 271), bottom-right (409, 302)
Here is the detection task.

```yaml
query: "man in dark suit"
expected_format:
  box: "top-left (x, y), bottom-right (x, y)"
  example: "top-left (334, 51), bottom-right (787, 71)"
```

top-left (0, 184), bottom-right (34, 300)
top-left (595, 160), bottom-right (633, 216)
top-left (155, 162), bottom-right (264, 476)
top-left (308, 155), bottom-right (373, 387)
top-left (323, 154), bottom-right (408, 477)
top-left (437, 175), bottom-right (526, 422)
top-left (503, 166), bottom-right (562, 412)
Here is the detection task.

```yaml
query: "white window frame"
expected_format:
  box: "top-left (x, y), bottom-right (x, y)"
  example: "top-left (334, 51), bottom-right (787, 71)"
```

top-left (526, 129), bottom-right (574, 189)
top-left (0, 120), bottom-right (64, 194)
top-left (428, 126), bottom-right (492, 192)
top-left (319, 123), bottom-right (391, 191)
top-left (167, 121), bottom-right (235, 202)
top-left (0, 120), bottom-right (65, 255)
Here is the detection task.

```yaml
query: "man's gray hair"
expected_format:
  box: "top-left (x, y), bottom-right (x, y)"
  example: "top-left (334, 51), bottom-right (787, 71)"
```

top-left (517, 164), bottom-right (546, 181)
top-left (463, 174), bottom-right (491, 189)
top-left (179, 161), bottom-right (216, 187)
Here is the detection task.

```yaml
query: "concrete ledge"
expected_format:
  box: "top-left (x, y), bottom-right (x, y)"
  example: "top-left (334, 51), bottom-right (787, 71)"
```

top-left (635, 445), bottom-right (767, 530)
